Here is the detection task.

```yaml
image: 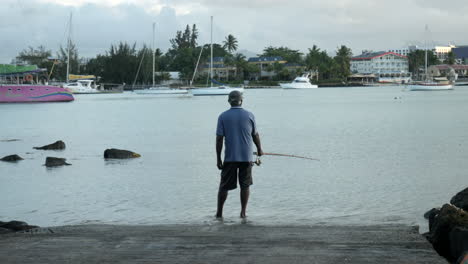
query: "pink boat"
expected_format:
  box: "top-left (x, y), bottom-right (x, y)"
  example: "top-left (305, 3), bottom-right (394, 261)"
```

top-left (0, 85), bottom-right (74, 103)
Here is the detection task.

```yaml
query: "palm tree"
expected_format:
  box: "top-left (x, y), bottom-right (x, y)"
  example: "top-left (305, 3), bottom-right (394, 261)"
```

top-left (223, 34), bottom-right (238, 53)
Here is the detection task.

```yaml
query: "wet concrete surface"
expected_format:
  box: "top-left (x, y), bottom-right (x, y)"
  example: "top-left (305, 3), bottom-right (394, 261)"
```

top-left (0, 224), bottom-right (447, 263)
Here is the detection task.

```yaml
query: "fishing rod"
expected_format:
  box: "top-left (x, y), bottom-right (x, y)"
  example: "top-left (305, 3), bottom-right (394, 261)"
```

top-left (253, 152), bottom-right (320, 166)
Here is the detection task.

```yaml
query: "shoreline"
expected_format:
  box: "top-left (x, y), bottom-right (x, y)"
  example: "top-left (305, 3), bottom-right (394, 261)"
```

top-left (0, 223), bottom-right (446, 263)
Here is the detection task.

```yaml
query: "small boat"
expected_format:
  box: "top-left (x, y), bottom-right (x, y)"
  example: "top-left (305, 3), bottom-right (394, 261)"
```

top-left (134, 87), bottom-right (188, 95)
top-left (190, 86), bottom-right (244, 96)
top-left (0, 85), bottom-right (74, 103)
top-left (280, 74), bottom-right (318, 89)
top-left (408, 25), bottom-right (454, 91)
top-left (407, 81), bottom-right (454, 91)
top-left (63, 79), bottom-right (100, 94)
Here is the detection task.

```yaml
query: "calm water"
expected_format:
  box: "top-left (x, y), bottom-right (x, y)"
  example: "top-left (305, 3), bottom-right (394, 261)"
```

top-left (1, 87), bottom-right (467, 229)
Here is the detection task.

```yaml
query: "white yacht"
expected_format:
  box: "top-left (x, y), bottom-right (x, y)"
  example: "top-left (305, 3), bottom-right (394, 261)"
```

top-left (280, 74), bottom-right (318, 89)
top-left (190, 86), bottom-right (244, 96)
top-left (63, 80), bottom-right (100, 94)
top-left (408, 26), bottom-right (453, 91)
top-left (134, 23), bottom-right (188, 96)
top-left (134, 87), bottom-right (187, 95)
top-left (189, 16), bottom-right (244, 96)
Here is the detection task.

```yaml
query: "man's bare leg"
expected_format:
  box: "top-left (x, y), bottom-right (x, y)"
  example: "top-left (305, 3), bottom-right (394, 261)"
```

top-left (240, 188), bottom-right (250, 218)
top-left (216, 190), bottom-right (228, 218)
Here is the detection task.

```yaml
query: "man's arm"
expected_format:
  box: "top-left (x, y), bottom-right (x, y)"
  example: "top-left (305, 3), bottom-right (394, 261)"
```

top-left (253, 133), bottom-right (263, 156)
top-left (216, 135), bottom-right (224, 170)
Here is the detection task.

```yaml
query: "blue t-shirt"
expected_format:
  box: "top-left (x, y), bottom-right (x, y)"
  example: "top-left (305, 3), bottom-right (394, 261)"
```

top-left (216, 106), bottom-right (257, 162)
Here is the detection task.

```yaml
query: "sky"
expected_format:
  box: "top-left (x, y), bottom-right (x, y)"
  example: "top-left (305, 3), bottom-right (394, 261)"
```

top-left (1, 0), bottom-right (468, 63)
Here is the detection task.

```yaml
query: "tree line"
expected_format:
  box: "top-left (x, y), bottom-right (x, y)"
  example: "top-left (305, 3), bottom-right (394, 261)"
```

top-left (14, 23), bottom-right (453, 85)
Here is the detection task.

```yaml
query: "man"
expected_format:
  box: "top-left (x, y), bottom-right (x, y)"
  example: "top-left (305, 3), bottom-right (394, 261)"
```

top-left (216, 90), bottom-right (263, 219)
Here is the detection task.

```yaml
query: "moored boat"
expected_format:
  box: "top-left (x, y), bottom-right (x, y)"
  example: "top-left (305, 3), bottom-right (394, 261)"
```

top-left (190, 86), bottom-right (244, 96)
top-left (63, 79), bottom-right (100, 94)
top-left (134, 87), bottom-right (188, 95)
top-left (280, 74), bottom-right (318, 89)
top-left (0, 85), bottom-right (74, 103)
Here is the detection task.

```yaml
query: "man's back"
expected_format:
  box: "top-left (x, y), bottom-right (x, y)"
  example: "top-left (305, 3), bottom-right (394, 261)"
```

top-left (216, 107), bottom-right (257, 162)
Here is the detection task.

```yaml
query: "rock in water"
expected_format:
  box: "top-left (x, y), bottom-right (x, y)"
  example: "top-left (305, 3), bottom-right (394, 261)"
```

top-left (0, 221), bottom-right (38, 232)
top-left (45, 157), bottom-right (71, 167)
top-left (1, 154), bottom-right (23, 162)
top-left (104, 148), bottom-right (141, 159)
top-left (34, 140), bottom-right (66, 150)
top-left (426, 204), bottom-right (468, 262)
top-left (451, 187), bottom-right (468, 212)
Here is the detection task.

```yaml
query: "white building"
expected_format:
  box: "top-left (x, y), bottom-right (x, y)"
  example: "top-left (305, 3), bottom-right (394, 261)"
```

top-left (388, 45), bottom-right (455, 62)
top-left (351, 51), bottom-right (411, 84)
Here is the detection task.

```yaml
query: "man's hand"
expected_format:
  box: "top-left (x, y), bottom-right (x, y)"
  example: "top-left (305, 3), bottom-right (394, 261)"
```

top-left (217, 159), bottom-right (223, 170)
top-left (257, 149), bottom-right (264, 156)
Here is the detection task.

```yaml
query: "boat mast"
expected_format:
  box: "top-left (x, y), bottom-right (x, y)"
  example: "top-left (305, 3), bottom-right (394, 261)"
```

top-left (424, 25), bottom-right (428, 82)
top-left (152, 22), bottom-right (155, 87)
top-left (66, 12), bottom-right (72, 83)
top-left (210, 16), bottom-right (213, 88)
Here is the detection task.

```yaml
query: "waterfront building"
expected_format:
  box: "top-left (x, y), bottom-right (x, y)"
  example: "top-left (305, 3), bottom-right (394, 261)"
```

top-left (388, 45), bottom-right (455, 62)
top-left (199, 57), bottom-right (237, 80)
top-left (350, 51), bottom-right (411, 84)
top-left (452, 46), bottom-right (468, 64)
top-left (247, 56), bottom-right (287, 80)
top-left (428, 64), bottom-right (468, 80)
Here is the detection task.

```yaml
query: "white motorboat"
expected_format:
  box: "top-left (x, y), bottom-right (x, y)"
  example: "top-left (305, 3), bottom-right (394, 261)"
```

top-left (134, 87), bottom-right (188, 94)
top-left (63, 79), bottom-right (100, 94)
top-left (280, 74), bottom-right (318, 89)
top-left (190, 86), bottom-right (244, 96)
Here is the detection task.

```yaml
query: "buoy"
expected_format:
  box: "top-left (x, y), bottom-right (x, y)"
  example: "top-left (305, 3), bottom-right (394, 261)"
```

top-left (24, 74), bottom-right (33, 82)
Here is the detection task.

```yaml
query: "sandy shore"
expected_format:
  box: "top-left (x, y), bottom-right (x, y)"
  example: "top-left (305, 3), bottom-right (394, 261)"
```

top-left (0, 224), bottom-right (446, 263)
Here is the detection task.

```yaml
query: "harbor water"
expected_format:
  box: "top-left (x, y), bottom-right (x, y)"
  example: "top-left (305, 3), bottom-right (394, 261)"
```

top-left (1, 87), bottom-right (467, 229)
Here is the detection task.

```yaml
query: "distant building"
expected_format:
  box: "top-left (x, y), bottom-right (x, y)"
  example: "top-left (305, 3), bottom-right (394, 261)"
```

top-left (428, 64), bottom-right (468, 80)
top-left (452, 46), bottom-right (468, 64)
top-left (388, 45), bottom-right (455, 62)
top-left (247, 56), bottom-right (287, 79)
top-left (350, 51), bottom-right (411, 84)
top-left (433, 45), bottom-right (455, 62)
top-left (199, 57), bottom-right (237, 80)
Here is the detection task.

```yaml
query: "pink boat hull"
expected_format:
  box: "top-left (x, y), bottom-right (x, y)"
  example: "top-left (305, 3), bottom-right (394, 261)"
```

top-left (0, 85), bottom-right (74, 103)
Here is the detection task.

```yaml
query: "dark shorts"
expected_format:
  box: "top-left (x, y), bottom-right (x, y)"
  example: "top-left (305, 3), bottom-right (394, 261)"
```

top-left (219, 162), bottom-right (253, 191)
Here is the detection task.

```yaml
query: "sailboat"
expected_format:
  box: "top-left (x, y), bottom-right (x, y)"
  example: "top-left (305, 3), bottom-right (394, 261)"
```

top-left (408, 26), bottom-right (453, 91)
top-left (135, 23), bottom-right (187, 95)
top-left (61, 13), bottom-right (100, 94)
top-left (190, 16), bottom-right (244, 96)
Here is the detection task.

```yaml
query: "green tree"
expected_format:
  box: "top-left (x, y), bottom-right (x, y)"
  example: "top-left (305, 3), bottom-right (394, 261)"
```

top-left (16, 45), bottom-right (51, 66)
top-left (445, 51), bottom-right (455, 65)
top-left (223, 34), bottom-right (238, 53)
top-left (55, 41), bottom-right (79, 81)
top-left (233, 53), bottom-right (248, 80)
top-left (333, 45), bottom-right (353, 81)
top-left (408, 50), bottom-right (439, 80)
top-left (260, 46), bottom-right (303, 64)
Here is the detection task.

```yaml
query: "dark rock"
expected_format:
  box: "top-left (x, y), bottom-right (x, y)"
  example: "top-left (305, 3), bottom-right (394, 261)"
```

top-left (451, 187), bottom-right (468, 212)
top-left (426, 204), bottom-right (468, 262)
top-left (424, 208), bottom-right (441, 232)
top-left (45, 157), bottom-right (71, 167)
top-left (104, 148), bottom-right (141, 159)
top-left (0, 154), bottom-right (23, 162)
top-left (34, 140), bottom-right (66, 150)
top-left (450, 227), bottom-right (468, 262)
top-left (0, 221), bottom-right (38, 232)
